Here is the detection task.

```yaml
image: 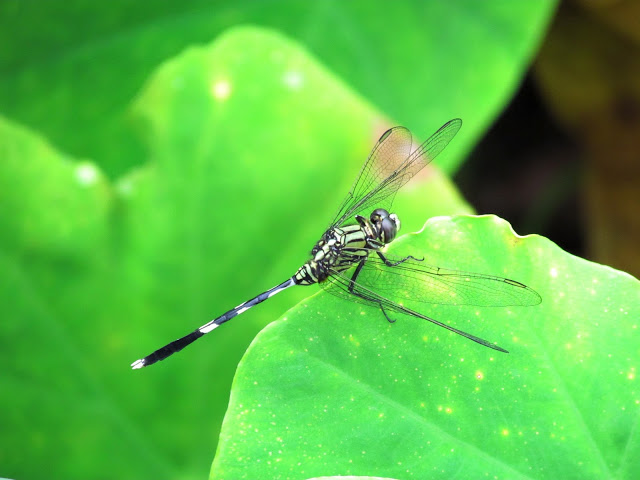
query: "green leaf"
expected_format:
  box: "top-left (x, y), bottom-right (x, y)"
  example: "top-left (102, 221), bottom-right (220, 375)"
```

top-left (306, 477), bottom-right (399, 480)
top-left (212, 215), bottom-right (640, 479)
top-left (0, 27), bottom-right (469, 480)
top-left (0, 0), bottom-right (556, 176)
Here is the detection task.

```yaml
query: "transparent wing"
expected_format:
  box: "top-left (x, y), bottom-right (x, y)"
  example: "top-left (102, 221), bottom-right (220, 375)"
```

top-left (322, 253), bottom-right (541, 308)
top-left (329, 126), bottom-right (412, 227)
top-left (322, 266), bottom-right (511, 352)
top-left (330, 119), bottom-right (462, 228)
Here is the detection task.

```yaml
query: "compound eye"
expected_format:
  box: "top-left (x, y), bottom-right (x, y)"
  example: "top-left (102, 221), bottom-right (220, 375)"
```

top-left (370, 208), bottom-right (389, 223)
top-left (381, 216), bottom-right (397, 243)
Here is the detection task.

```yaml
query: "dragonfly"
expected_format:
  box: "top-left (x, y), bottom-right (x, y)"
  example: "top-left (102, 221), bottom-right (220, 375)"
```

top-left (131, 118), bottom-right (541, 369)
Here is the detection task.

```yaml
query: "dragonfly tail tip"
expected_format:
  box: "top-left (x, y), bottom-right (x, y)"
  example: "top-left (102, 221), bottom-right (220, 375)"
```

top-left (131, 358), bottom-right (146, 370)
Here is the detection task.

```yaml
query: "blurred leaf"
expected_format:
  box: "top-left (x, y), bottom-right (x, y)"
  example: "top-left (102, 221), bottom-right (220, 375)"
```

top-left (306, 477), bottom-right (399, 480)
top-left (0, 0), bottom-right (556, 176)
top-left (212, 215), bottom-right (640, 479)
top-left (0, 27), bottom-right (470, 480)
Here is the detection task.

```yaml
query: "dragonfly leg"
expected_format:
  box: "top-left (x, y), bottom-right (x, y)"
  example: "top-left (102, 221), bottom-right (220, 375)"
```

top-left (347, 259), bottom-right (367, 294)
top-left (376, 251), bottom-right (424, 266)
top-left (348, 258), bottom-right (397, 323)
top-left (379, 303), bottom-right (396, 323)
top-left (365, 237), bottom-right (424, 266)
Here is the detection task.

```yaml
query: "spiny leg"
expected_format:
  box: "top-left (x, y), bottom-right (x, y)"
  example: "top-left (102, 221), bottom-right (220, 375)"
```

top-left (363, 238), bottom-right (424, 266)
top-left (377, 251), bottom-right (423, 266)
top-left (375, 249), bottom-right (424, 267)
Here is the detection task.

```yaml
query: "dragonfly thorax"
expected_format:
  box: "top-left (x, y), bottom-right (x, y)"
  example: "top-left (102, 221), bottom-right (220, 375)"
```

top-left (293, 208), bottom-right (401, 286)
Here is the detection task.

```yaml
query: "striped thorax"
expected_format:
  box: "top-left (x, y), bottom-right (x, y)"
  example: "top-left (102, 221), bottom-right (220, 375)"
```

top-left (294, 208), bottom-right (400, 285)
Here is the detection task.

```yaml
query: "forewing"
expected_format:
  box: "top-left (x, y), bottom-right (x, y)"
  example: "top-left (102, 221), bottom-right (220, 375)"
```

top-left (330, 126), bottom-right (412, 227)
top-left (332, 119), bottom-right (462, 227)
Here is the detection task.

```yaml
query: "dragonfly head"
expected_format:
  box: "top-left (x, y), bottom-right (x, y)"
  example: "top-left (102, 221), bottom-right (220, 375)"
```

top-left (370, 208), bottom-right (400, 244)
